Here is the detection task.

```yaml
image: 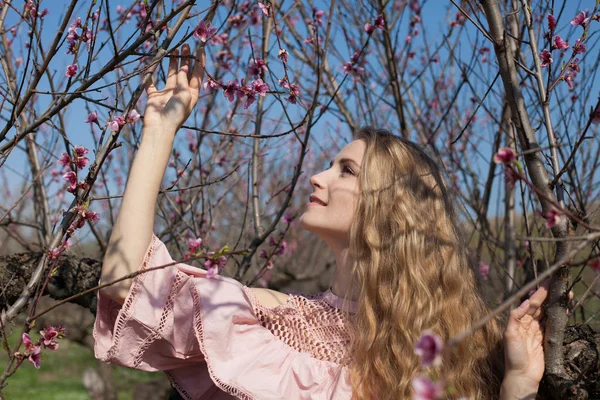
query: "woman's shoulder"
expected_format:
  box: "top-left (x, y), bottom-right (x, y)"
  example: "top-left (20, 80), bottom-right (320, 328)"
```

top-left (248, 287), bottom-right (290, 308)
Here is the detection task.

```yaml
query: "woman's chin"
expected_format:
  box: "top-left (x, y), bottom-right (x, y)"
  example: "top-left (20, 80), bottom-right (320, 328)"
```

top-left (299, 214), bottom-right (322, 234)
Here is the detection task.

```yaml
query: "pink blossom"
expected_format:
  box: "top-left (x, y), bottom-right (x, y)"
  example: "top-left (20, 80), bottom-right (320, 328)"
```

top-left (204, 255), bottom-right (227, 278)
top-left (547, 14), bottom-right (557, 31)
top-left (313, 8), bottom-right (324, 26)
top-left (126, 109), bottom-right (141, 123)
top-left (187, 238), bottom-right (203, 254)
top-left (248, 58), bottom-right (267, 77)
top-left (374, 14), bottom-right (385, 30)
top-left (47, 247), bottom-right (64, 259)
top-left (244, 93), bottom-right (257, 109)
top-left (258, 2), bottom-right (269, 16)
top-left (573, 38), bottom-right (586, 54)
top-left (364, 23), bottom-right (375, 35)
top-left (72, 146), bottom-right (90, 169)
top-left (571, 11), bottom-right (589, 27)
top-left (206, 266), bottom-right (219, 279)
top-left (553, 35), bottom-right (569, 50)
top-left (40, 325), bottom-right (66, 350)
top-left (73, 145), bottom-right (88, 158)
top-left (85, 111), bottom-right (98, 123)
top-left (414, 330), bottom-right (444, 367)
top-left (73, 204), bottom-right (99, 222)
top-left (285, 83), bottom-right (300, 104)
top-left (539, 49), bottom-right (552, 67)
top-left (23, 332), bottom-right (36, 353)
top-left (493, 147), bottom-right (516, 164)
top-left (211, 33), bottom-right (229, 45)
top-left (194, 20), bottom-right (217, 42)
top-left (65, 64), bottom-right (78, 78)
top-left (227, 14), bottom-right (245, 28)
top-left (260, 249), bottom-right (268, 259)
top-left (86, 210), bottom-right (100, 223)
top-left (108, 115), bottom-right (126, 131)
top-left (479, 262), bottom-right (491, 280)
top-left (63, 171), bottom-right (77, 191)
top-left (15, 57), bottom-right (23, 67)
top-left (278, 49), bottom-right (288, 63)
top-left (343, 62), bottom-right (353, 74)
top-left (58, 153), bottom-right (71, 167)
top-left (223, 80), bottom-right (239, 102)
top-left (75, 156), bottom-right (89, 169)
top-left (563, 71), bottom-right (576, 89)
top-left (591, 104), bottom-right (600, 125)
top-left (544, 209), bottom-right (562, 229)
top-left (28, 347), bottom-right (42, 369)
top-left (251, 79), bottom-right (269, 96)
top-left (569, 59), bottom-right (580, 73)
top-left (411, 376), bottom-right (445, 400)
top-left (203, 77), bottom-right (219, 92)
top-left (276, 241), bottom-right (287, 256)
top-left (409, 0), bottom-right (421, 14)
top-left (22, 333), bottom-right (42, 368)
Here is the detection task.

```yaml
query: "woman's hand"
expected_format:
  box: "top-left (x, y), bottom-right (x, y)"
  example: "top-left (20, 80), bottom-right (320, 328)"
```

top-left (501, 281), bottom-right (574, 399)
top-left (143, 43), bottom-right (205, 134)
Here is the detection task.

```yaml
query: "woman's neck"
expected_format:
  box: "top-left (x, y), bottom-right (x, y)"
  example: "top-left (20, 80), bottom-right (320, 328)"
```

top-left (330, 245), bottom-right (360, 302)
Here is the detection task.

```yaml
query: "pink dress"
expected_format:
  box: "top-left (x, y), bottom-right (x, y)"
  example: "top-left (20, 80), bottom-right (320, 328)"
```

top-left (93, 233), bottom-right (356, 399)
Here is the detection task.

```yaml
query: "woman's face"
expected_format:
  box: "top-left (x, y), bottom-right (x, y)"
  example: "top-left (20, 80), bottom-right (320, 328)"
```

top-left (300, 139), bottom-right (365, 245)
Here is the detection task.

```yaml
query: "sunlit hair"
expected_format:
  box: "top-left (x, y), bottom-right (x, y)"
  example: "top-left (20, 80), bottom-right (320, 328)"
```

top-left (346, 127), bottom-right (503, 399)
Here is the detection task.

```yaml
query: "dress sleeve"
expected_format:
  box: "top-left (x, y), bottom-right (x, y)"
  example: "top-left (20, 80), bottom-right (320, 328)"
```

top-left (93, 233), bottom-right (352, 400)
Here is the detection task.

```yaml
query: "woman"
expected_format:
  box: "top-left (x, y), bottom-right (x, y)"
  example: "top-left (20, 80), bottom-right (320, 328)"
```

top-left (94, 44), bottom-right (548, 399)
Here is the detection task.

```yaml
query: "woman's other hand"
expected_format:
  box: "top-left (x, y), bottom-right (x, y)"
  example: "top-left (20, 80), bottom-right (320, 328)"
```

top-left (143, 43), bottom-right (205, 134)
top-left (502, 281), bottom-right (551, 393)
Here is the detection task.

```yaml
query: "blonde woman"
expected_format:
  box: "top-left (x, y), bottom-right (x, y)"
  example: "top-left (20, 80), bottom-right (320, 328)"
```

top-left (94, 44), bottom-right (548, 399)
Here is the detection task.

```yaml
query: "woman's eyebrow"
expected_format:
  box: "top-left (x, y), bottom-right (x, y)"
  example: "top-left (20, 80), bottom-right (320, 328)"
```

top-left (329, 157), bottom-right (361, 169)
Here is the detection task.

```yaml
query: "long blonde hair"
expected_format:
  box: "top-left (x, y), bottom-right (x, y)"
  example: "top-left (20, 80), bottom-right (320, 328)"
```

top-left (347, 127), bottom-right (503, 399)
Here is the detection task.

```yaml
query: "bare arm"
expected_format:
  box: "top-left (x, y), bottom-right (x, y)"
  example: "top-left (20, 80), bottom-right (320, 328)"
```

top-left (100, 44), bottom-right (205, 303)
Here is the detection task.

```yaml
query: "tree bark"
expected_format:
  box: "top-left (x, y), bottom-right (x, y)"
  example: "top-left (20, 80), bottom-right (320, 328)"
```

top-left (0, 251), bottom-right (102, 315)
top-left (480, 1), bottom-right (577, 398)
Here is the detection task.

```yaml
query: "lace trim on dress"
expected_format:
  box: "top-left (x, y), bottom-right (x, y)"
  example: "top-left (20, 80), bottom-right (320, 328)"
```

top-left (133, 269), bottom-right (186, 368)
top-left (243, 288), bottom-right (353, 366)
top-left (190, 283), bottom-right (256, 400)
top-left (102, 234), bottom-right (158, 362)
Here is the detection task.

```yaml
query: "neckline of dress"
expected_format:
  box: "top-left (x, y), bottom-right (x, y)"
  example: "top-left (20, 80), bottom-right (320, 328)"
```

top-left (323, 289), bottom-right (358, 313)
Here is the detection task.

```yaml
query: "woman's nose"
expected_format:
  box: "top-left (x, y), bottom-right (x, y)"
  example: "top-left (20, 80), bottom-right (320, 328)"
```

top-left (310, 173), bottom-right (324, 189)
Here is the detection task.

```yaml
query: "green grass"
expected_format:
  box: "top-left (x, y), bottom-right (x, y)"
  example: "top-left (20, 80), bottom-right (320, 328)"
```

top-left (0, 329), bottom-right (161, 400)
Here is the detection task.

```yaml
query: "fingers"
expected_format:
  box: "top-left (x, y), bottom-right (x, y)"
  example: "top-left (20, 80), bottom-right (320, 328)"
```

top-left (510, 298), bottom-right (531, 322)
top-left (180, 44), bottom-right (191, 76)
top-left (166, 48), bottom-right (179, 89)
top-left (526, 282), bottom-right (549, 316)
top-left (143, 71), bottom-right (157, 96)
top-left (177, 44), bottom-right (191, 92)
top-left (190, 45), bottom-right (206, 91)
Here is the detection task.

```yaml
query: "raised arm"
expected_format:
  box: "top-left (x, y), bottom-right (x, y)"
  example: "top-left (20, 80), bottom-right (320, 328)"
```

top-left (99, 44), bottom-right (205, 303)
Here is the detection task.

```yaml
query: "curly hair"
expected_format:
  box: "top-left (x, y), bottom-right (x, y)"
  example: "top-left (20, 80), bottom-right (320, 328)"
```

top-left (346, 127), bottom-right (503, 399)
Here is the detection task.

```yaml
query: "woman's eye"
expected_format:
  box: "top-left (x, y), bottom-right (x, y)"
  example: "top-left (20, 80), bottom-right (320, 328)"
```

top-left (341, 165), bottom-right (354, 175)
